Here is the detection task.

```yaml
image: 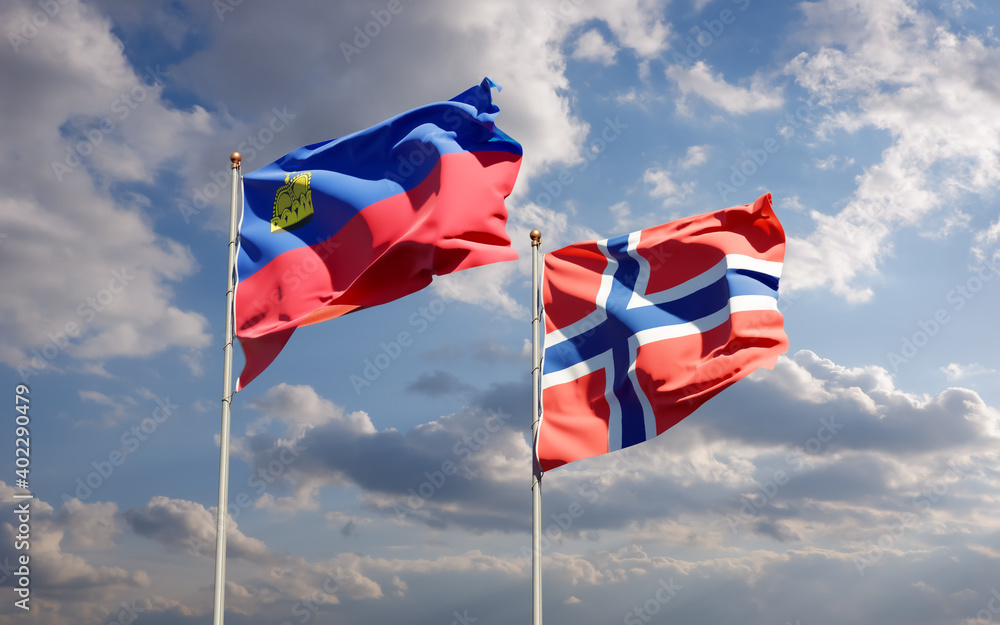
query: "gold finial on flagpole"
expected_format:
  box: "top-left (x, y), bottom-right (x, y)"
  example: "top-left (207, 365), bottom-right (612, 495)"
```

top-left (530, 229), bottom-right (541, 246)
top-left (230, 152), bottom-right (242, 168)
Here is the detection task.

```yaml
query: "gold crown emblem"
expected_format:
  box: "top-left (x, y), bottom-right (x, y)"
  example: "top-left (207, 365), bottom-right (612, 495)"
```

top-left (270, 172), bottom-right (314, 233)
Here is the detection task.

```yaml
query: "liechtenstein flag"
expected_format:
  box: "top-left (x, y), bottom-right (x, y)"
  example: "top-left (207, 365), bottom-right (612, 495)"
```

top-left (536, 194), bottom-right (788, 472)
top-left (234, 79), bottom-right (522, 390)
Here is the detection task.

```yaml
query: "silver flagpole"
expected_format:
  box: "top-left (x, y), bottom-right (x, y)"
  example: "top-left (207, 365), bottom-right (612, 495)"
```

top-left (530, 229), bottom-right (543, 625)
top-left (213, 152), bottom-right (241, 625)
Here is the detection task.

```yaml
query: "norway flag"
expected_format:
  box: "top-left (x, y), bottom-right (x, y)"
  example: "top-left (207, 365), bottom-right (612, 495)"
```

top-left (536, 194), bottom-right (788, 473)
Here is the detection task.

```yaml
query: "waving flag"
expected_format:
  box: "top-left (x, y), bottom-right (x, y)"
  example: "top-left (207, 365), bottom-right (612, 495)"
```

top-left (536, 194), bottom-right (787, 472)
top-left (234, 79), bottom-right (522, 390)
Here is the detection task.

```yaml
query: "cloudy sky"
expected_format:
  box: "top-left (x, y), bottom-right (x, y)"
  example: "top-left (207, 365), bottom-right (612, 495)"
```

top-left (3, 0), bottom-right (1000, 623)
